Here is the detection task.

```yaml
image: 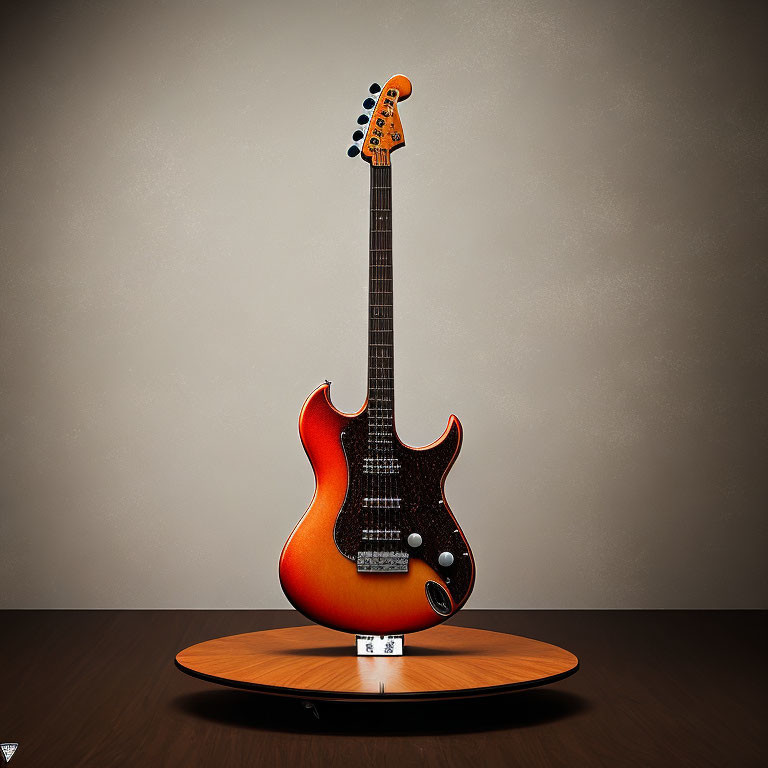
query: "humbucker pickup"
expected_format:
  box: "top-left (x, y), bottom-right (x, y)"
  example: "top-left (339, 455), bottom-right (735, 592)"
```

top-left (363, 457), bottom-right (400, 474)
top-left (356, 551), bottom-right (409, 572)
top-left (362, 497), bottom-right (401, 508)
top-left (362, 528), bottom-right (401, 541)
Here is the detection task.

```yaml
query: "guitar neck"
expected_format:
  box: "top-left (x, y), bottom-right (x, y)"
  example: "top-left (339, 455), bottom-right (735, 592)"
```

top-left (367, 163), bottom-right (394, 442)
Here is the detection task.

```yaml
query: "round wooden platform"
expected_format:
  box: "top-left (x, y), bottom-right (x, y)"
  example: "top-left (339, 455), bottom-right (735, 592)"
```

top-left (175, 625), bottom-right (579, 701)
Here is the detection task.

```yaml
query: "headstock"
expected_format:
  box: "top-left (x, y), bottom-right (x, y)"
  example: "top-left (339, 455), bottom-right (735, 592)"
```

top-left (347, 74), bottom-right (412, 166)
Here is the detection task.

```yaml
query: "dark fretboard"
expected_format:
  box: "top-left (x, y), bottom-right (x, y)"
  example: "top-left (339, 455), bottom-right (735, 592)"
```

top-left (368, 164), bottom-right (394, 454)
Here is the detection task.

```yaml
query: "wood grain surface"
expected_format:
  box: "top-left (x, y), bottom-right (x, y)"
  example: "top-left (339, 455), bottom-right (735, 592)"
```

top-left (175, 624), bottom-right (578, 699)
top-left (1, 610), bottom-right (765, 767)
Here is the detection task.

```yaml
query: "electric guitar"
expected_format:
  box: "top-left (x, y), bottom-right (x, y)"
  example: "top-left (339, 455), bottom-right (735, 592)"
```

top-left (279, 74), bottom-right (475, 635)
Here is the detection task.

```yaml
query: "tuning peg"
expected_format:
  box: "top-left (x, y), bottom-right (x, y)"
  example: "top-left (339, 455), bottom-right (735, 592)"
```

top-left (352, 129), bottom-right (364, 141)
top-left (369, 83), bottom-right (381, 94)
top-left (363, 97), bottom-right (376, 110)
top-left (347, 145), bottom-right (361, 157)
top-left (357, 114), bottom-right (369, 125)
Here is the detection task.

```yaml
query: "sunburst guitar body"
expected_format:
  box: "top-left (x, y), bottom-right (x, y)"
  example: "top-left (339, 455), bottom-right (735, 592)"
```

top-left (279, 75), bottom-right (475, 635)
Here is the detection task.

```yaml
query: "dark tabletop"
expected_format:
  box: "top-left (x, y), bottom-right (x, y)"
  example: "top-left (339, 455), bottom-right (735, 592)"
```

top-left (1, 609), bottom-right (765, 767)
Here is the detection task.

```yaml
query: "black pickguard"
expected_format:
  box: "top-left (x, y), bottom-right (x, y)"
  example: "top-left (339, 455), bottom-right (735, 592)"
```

top-left (333, 409), bottom-right (473, 606)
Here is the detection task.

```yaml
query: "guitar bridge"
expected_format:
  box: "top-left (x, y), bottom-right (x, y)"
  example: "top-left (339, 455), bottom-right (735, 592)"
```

top-left (356, 551), bottom-right (409, 573)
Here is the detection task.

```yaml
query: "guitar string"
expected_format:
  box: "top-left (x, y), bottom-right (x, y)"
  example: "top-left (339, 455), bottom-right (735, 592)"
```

top-left (370, 161), bottom-right (376, 554)
top-left (380, 162), bottom-right (386, 553)
top-left (374, 161), bottom-right (380, 553)
top-left (371, 161), bottom-right (380, 554)
top-left (389, 164), bottom-right (398, 556)
top-left (382, 165), bottom-right (392, 550)
top-left (381, 163), bottom-right (387, 552)
top-left (378, 162), bottom-right (394, 555)
top-left (365, 164), bottom-right (374, 556)
top-left (381, 163), bottom-right (388, 553)
top-left (371, 161), bottom-right (386, 554)
top-left (375, 162), bottom-right (384, 554)
top-left (369, 161), bottom-right (372, 554)
top-left (383, 163), bottom-right (392, 553)
top-left (373, 162), bottom-right (379, 553)
top-left (368, 161), bottom-right (397, 558)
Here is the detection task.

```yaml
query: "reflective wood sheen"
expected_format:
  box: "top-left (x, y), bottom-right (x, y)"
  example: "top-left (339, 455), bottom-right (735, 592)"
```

top-left (175, 624), bottom-right (578, 700)
top-left (4, 610), bottom-right (765, 766)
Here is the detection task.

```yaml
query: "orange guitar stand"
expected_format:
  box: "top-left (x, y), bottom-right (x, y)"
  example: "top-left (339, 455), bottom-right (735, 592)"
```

top-left (175, 625), bottom-right (579, 704)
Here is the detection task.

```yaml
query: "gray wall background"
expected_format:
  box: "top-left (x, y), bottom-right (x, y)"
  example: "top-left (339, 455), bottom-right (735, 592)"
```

top-left (1, 0), bottom-right (765, 609)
